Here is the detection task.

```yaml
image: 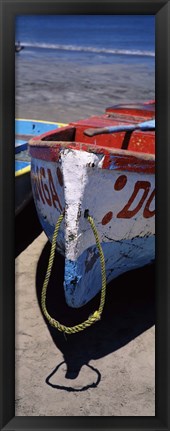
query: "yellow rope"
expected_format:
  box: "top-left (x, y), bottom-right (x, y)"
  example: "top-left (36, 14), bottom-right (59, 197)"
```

top-left (41, 212), bottom-right (106, 334)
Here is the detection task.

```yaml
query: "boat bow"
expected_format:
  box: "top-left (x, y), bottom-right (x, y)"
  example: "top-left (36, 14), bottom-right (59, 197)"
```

top-left (29, 103), bottom-right (155, 308)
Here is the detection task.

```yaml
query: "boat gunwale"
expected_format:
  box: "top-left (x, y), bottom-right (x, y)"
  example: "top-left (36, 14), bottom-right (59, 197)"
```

top-left (28, 137), bottom-right (155, 162)
top-left (16, 118), bottom-right (66, 127)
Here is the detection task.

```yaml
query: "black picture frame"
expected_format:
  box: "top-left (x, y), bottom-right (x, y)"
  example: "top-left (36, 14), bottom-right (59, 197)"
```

top-left (0, 1), bottom-right (169, 430)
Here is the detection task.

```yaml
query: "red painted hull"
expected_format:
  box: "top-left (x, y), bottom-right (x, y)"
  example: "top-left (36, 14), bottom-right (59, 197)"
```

top-left (29, 101), bottom-right (155, 174)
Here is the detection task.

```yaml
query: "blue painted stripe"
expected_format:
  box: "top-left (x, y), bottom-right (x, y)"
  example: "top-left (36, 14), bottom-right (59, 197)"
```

top-left (15, 139), bottom-right (27, 146)
top-left (34, 208), bottom-right (155, 307)
top-left (15, 160), bottom-right (30, 171)
top-left (15, 142), bottom-right (28, 153)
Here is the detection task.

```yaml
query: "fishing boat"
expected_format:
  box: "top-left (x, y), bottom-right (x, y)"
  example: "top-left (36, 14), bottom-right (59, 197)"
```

top-left (15, 119), bottom-right (66, 215)
top-left (28, 102), bottom-right (155, 317)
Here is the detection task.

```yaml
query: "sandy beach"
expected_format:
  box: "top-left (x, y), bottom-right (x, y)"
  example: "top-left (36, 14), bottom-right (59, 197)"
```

top-left (15, 60), bottom-right (155, 123)
top-left (15, 30), bottom-right (155, 415)
top-left (15, 200), bottom-right (155, 416)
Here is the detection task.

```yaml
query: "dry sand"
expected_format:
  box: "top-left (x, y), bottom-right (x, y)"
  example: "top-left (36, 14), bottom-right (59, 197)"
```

top-left (15, 201), bottom-right (155, 416)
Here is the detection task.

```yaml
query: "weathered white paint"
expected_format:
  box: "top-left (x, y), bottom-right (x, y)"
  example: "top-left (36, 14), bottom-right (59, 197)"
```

top-left (61, 149), bottom-right (104, 261)
top-left (31, 148), bottom-right (155, 307)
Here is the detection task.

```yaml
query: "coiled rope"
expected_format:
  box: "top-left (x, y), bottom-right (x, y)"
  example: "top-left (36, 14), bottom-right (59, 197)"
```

top-left (41, 212), bottom-right (106, 334)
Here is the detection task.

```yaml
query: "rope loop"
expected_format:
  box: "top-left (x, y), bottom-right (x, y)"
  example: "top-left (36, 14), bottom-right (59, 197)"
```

top-left (41, 212), bottom-right (107, 334)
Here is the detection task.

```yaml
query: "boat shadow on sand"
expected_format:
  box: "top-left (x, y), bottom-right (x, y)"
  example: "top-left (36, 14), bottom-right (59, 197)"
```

top-left (36, 242), bottom-right (155, 392)
top-left (15, 198), bottom-right (42, 257)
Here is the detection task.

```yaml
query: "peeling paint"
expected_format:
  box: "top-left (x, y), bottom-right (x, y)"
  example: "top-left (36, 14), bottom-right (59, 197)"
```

top-left (85, 248), bottom-right (99, 273)
top-left (31, 148), bottom-right (155, 308)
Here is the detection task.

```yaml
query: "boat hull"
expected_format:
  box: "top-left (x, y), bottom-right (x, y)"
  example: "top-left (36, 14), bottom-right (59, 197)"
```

top-left (30, 147), bottom-right (155, 308)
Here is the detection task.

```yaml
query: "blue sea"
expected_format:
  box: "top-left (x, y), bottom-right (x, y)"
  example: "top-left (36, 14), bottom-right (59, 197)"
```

top-left (15, 15), bottom-right (155, 122)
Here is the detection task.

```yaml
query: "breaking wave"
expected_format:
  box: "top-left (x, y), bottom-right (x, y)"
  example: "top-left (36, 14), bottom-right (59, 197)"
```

top-left (22, 42), bottom-right (155, 57)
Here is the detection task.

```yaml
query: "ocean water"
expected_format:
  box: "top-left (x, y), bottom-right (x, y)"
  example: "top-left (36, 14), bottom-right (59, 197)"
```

top-left (15, 15), bottom-right (155, 122)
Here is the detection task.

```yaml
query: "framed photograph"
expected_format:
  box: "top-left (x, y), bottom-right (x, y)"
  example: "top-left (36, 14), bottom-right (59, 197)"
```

top-left (0, 1), bottom-right (169, 430)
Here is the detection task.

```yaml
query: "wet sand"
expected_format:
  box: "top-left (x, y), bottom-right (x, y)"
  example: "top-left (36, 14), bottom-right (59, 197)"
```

top-left (15, 201), bottom-right (155, 416)
top-left (15, 61), bottom-right (155, 123)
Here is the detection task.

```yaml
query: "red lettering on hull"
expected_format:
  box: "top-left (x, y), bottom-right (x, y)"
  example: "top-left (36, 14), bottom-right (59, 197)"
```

top-left (102, 211), bottom-right (113, 225)
top-left (32, 165), bottom-right (63, 211)
top-left (40, 167), bottom-right (52, 206)
top-left (117, 181), bottom-right (151, 219)
top-left (48, 168), bottom-right (62, 210)
top-left (143, 189), bottom-right (155, 218)
top-left (102, 175), bottom-right (155, 223)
